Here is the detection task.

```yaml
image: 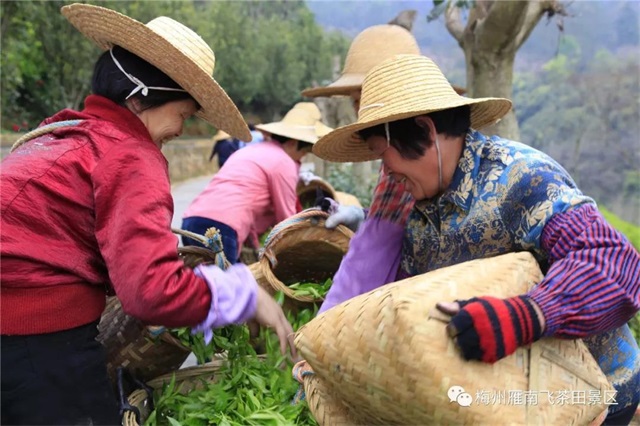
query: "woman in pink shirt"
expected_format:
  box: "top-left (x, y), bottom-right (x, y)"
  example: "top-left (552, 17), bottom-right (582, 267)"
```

top-left (182, 102), bottom-right (332, 263)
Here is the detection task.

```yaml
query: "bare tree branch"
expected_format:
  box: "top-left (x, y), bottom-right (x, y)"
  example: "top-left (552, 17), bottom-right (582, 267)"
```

top-left (475, 0), bottom-right (493, 20)
top-left (513, 0), bottom-right (563, 50)
top-left (475, 1), bottom-right (530, 52)
top-left (444, 4), bottom-right (464, 43)
top-left (388, 9), bottom-right (417, 33)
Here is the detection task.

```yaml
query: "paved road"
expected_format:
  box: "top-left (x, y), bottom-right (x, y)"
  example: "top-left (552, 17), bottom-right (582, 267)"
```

top-left (170, 174), bottom-right (213, 232)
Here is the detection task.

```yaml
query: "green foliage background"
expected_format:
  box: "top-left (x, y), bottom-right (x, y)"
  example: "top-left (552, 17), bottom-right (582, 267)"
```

top-left (0, 0), bottom-right (349, 131)
top-left (2, 0), bottom-right (638, 340)
top-left (600, 208), bottom-right (640, 342)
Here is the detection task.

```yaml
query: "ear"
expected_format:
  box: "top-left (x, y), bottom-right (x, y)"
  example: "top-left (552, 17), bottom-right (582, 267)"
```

top-left (283, 139), bottom-right (298, 149)
top-left (414, 115), bottom-right (437, 141)
top-left (125, 97), bottom-right (142, 114)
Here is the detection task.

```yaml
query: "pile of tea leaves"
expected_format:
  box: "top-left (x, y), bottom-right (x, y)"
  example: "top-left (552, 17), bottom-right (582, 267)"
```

top-left (288, 278), bottom-right (332, 300)
top-left (148, 295), bottom-right (320, 426)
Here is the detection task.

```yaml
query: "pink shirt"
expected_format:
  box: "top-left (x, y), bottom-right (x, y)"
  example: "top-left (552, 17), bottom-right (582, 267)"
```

top-left (184, 140), bottom-right (299, 250)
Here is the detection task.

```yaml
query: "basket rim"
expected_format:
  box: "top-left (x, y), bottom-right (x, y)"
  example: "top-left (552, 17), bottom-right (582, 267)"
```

top-left (296, 178), bottom-right (338, 199)
top-left (260, 214), bottom-right (353, 303)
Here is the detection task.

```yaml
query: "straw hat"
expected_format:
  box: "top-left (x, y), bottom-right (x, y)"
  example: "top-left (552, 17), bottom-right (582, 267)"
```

top-left (61, 3), bottom-right (251, 142)
top-left (312, 54), bottom-right (512, 163)
top-left (212, 130), bottom-right (231, 142)
top-left (302, 25), bottom-right (465, 98)
top-left (256, 103), bottom-right (332, 145)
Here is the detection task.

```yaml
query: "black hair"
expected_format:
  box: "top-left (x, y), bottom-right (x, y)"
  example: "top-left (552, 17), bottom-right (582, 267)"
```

top-left (357, 105), bottom-right (471, 160)
top-left (270, 133), bottom-right (313, 151)
top-left (91, 46), bottom-right (197, 112)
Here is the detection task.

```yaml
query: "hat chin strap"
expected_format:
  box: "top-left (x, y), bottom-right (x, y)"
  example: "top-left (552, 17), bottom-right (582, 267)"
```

top-left (435, 136), bottom-right (443, 192)
top-left (109, 48), bottom-right (188, 100)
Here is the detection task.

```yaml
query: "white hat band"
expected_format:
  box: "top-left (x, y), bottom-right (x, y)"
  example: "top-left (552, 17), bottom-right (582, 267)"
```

top-left (109, 48), bottom-right (188, 100)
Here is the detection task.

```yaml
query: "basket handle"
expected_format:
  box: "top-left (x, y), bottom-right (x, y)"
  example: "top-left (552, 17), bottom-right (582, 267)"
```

top-left (172, 227), bottom-right (228, 258)
top-left (116, 367), bottom-right (154, 425)
top-left (10, 119), bottom-right (84, 153)
top-left (260, 209), bottom-right (330, 268)
top-left (172, 227), bottom-right (209, 247)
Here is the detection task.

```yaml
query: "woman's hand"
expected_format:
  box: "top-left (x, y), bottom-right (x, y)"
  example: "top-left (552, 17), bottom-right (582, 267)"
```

top-left (436, 296), bottom-right (546, 363)
top-left (320, 197), bottom-right (365, 232)
top-left (254, 286), bottom-right (297, 358)
top-left (192, 263), bottom-right (297, 359)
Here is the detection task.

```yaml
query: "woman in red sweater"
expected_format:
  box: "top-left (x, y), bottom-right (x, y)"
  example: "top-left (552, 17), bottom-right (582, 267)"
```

top-left (0, 4), bottom-right (294, 425)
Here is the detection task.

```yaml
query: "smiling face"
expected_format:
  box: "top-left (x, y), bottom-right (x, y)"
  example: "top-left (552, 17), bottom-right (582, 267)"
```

top-left (366, 133), bottom-right (442, 201)
top-left (136, 99), bottom-right (198, 147)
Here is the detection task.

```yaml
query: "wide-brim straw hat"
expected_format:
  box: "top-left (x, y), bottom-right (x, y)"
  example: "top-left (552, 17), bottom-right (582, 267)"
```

top-left (256, 102), bottom-right (332, 145)
top-left (313, 54), bottom-right (512, 163)
top-left (61, 3), bottom-right (251, 142)
top-left (212, 130), bottom-right (231, 142)
top-left (302, 25), bottom-right (466, 98)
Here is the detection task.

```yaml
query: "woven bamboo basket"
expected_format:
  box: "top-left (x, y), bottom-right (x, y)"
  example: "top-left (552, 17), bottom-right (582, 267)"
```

top-left (297, 177), bottom-right (337, 209)
top-left (295, 252), bottom-right (612, 426)
top-left (303, 373), bottom-right (361, 425)
top-left (259, 210), bottom-right (353, 306)
top-left (122, 353), bottom-right (269, 426)
top-left (97, 228), bottom-right (228, 384)
top-left (334, 191), bottom-right (362, 208)
top-left (122, 356), bottom-right (228, 426)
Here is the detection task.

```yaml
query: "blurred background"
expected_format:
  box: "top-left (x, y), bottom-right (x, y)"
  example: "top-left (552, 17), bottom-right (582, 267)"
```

top-left (1, 0), bottom-right (638, 229)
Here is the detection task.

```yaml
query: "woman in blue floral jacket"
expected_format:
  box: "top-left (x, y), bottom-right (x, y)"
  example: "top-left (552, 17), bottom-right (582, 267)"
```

top-left (312, 54), bottom-right (640, 425)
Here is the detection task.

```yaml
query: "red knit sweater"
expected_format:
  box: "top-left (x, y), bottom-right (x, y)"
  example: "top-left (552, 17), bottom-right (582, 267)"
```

top-left (1, 95), bottom-right (211, 335)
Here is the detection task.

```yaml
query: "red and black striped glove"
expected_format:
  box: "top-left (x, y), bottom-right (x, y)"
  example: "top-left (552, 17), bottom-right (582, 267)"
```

top-left (446, 296), bottom-right (543, 363)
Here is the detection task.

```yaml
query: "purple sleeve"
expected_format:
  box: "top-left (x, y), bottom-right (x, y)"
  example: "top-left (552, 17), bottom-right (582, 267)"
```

top-left (529, 204), bottom-right (640, 338)
top-left (319, 217), bottom-right (404, 314)
top-left (191, 263), bottom-right (258, 343)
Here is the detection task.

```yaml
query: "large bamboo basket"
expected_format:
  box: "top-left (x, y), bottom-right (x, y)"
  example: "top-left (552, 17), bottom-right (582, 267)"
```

top-left (297, 177), bottom-right (337, 209)
top-left (259, 210), bottom-right (353, 306)
top-left (303, 373), bottom-right (361, 425)
top-left (97, 228), bottom-right (228, 384)
top-left (295, 252), bottom-right (612, 426)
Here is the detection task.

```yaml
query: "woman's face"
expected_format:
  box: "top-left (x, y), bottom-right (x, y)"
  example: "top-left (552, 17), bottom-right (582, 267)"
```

top-left (137, 99), bottom-right (198, 147)
top-left (283, 139), bottom-right (312, 163)
top-left (367, 134), bottom-right (441, 200)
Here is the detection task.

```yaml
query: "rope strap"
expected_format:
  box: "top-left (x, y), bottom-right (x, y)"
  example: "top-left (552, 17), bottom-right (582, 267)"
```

top-left (11, 119), bottom-right (84, 153)
top-left (292, 360), bottom-right (315, 404)
top-left (204, 227), bottom-right (229, 270)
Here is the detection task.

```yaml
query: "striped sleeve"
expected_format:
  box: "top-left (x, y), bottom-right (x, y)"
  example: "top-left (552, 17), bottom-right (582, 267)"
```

top-left (529, 204), bottom-right (640, 338)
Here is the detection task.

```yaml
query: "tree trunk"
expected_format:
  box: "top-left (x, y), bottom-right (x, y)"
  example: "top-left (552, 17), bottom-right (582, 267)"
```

top-left (444, 0), bottom-right (566, 142)
top-left (465, 49), bottom-right (520, 140)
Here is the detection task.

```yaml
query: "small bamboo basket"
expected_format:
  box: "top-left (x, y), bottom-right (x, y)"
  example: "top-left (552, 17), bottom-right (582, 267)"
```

top-left (97, 228), bottom-right (228, 384)
top-left (122, 356), bottom-right (228, 426)
top-left (259, 210), bottom-right (353, 306)
top-left (295, 252), bottom-right (612, 426)
top-left (122, 353), bottom-right (269, 426)
top-left (297, 177), bottom-right (337, 209)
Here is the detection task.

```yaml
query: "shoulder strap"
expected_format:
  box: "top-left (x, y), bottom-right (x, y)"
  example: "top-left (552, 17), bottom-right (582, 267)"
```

top-left (10, 119), bottom-right (84, 153)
